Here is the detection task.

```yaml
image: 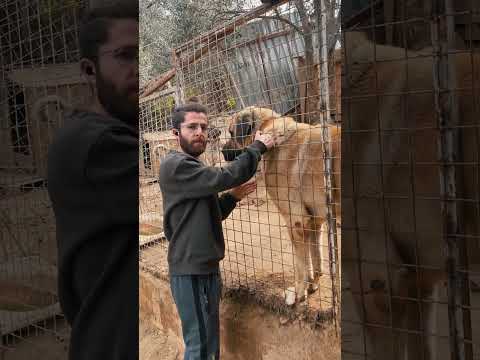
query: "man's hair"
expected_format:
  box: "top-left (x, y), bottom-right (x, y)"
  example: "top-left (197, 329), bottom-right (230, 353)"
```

top-left (79, 1), bottom-right (138, 62)
top-left (172, 100), bottom-right (208, 130)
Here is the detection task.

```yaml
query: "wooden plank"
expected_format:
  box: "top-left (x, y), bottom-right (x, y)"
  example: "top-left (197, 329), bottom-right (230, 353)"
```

top-left (140, 68), bottom-right (176, 99)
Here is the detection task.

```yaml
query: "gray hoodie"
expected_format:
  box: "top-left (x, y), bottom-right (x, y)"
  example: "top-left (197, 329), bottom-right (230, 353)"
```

top-left (159, 141), bottom-right (266, 275)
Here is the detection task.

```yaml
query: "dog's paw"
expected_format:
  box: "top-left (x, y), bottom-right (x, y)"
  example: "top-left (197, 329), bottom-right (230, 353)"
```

top-left (284, 287), bottom-right (308, 305)
top-left (284, 287), bottom-right (297, 306)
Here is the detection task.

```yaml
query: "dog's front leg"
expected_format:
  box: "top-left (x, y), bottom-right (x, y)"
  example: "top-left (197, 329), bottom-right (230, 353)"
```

top-left (306, 219), bottom-right (324, 295)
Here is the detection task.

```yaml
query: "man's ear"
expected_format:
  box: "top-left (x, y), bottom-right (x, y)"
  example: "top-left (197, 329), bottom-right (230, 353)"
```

top-left (80, 58), bottom-right (96, 78)
top-left (172, 128), bottom-right (179, 136)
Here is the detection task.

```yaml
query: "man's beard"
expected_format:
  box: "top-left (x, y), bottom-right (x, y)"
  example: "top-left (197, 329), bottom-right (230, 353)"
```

top-left (178, 133), bottom-right (206, 157)
top-left (96, 72), bottom-right (138, 128)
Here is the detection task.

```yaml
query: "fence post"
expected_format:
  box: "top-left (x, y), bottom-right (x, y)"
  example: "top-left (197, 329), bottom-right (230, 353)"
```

top-left (316, 0), bottom-right (339, 332)
top-left (431, 0), bottom-right (472, 358)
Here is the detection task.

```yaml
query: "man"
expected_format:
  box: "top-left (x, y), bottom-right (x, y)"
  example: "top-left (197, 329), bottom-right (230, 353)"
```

top-left (47, 3), bottom-right (138, 359)
top-left (159, 102), bottom-right (274, 359)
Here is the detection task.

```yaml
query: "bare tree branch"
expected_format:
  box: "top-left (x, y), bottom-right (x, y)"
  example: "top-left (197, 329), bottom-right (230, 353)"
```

top-left (256, 14), bottom-right (304, 34)
top-left (220, 9), bottom-right (250, 15)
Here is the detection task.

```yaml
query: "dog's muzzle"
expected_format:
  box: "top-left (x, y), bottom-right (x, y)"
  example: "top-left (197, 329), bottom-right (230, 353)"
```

top-left (222, 140), bottom-right (245, 162)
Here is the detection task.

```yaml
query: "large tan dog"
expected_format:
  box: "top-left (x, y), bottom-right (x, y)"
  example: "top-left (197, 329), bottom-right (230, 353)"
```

top-left (222, 106), bottom-right (341, 305)
top-left (343, 31), bottom-right (480, 359)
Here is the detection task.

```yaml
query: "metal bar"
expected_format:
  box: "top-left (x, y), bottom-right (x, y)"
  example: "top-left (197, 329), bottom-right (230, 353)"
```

top-left (319, 0), bottom-right (331, 120)
top-left (443, 1), bottom-right (474, 358)
top-left (316, 0), bottom-right (339, 333)
top-left (431, 0), bottom-right (463, 358)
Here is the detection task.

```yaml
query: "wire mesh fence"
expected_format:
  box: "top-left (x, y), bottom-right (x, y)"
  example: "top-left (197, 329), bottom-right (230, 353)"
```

top-left (1, 0), bottom-right (88, 357)
top-left (139, 0), bottom-right (342, 328)
top-left (342, 0), bottom-right (480, 359)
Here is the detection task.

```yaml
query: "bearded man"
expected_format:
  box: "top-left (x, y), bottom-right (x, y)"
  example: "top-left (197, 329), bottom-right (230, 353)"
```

top-left (47, 3), bottom-right (139, 359)
top-left (159, 101), bottom-right (274, 360)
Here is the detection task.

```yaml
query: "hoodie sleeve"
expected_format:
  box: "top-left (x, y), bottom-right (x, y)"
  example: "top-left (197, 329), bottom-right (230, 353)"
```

top-left (160, 140), bottom-right (266, 200)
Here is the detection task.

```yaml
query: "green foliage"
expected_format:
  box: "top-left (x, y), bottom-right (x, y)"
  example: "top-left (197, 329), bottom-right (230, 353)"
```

top-left (184, 87), bottom-right (199, 100)
top-left (226, 97), bottom-right (236, 110)
top-left (166, 96), bottom-right (175, 112)
top-left (140, 0), bottom-right (247, 86)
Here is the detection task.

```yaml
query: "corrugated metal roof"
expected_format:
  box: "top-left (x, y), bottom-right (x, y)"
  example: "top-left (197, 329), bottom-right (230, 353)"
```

top-left (225, 15), bottom-right (308, 115)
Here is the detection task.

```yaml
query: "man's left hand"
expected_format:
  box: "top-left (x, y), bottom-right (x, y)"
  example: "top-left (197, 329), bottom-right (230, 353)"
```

top-left (230, 180), bottom-right (257, 201)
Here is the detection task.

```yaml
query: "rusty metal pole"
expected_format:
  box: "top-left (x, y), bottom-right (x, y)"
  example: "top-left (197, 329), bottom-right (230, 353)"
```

top-left (316, 0), bottom-right (339, 333)
top-left (319, 0), bottom-right (331, 122)
top-left (443, 1), bottom-right (474, 358)
top-left (430, 0), bottom-right (471, 358)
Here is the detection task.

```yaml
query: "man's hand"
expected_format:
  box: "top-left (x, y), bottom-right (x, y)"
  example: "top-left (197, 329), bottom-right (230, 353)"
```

top-left (230, 180), bottom-right (257, 201)
top-left (254, 131), bottom-right (274, 150)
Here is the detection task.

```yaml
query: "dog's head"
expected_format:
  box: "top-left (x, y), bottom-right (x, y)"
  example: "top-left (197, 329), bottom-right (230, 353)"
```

top-left (221, 106), bottom-right (280, 161)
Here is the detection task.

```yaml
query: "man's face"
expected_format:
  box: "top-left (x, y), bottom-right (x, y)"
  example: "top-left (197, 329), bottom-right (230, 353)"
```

top-left (96, 19), bottom-right (139, 127)
top-left (176, 112), bottom-right (208, 157)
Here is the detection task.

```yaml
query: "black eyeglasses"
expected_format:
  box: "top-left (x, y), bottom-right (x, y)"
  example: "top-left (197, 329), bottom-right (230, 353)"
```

top-left (181, 123), bottom-right (209, 133)
top-left (98, 46), bottom-right (138, 65)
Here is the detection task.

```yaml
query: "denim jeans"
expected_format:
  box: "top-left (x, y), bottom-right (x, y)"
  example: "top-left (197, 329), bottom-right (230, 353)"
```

top-left (170, 273), bottom-right (222, 360)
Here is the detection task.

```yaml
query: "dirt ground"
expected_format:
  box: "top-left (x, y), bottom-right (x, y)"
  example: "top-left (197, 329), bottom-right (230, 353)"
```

top-left (139, 314), bottom-right (180, 360)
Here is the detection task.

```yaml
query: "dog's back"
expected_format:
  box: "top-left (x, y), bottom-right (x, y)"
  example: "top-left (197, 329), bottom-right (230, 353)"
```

top-left (260, 117), bottom-right (341, 220)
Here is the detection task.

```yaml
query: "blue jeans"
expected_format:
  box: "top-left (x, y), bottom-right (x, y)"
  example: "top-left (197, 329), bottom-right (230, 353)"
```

top-left (170, 273), bottom-right (222, 360)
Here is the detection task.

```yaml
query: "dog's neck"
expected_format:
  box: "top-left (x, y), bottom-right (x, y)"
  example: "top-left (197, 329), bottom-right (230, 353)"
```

top-left (257, 116), bottom-right (310, 146)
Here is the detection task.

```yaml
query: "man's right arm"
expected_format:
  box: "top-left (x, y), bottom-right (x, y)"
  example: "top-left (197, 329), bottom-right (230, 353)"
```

top-left (160, 141), bottom-right (266, 199)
